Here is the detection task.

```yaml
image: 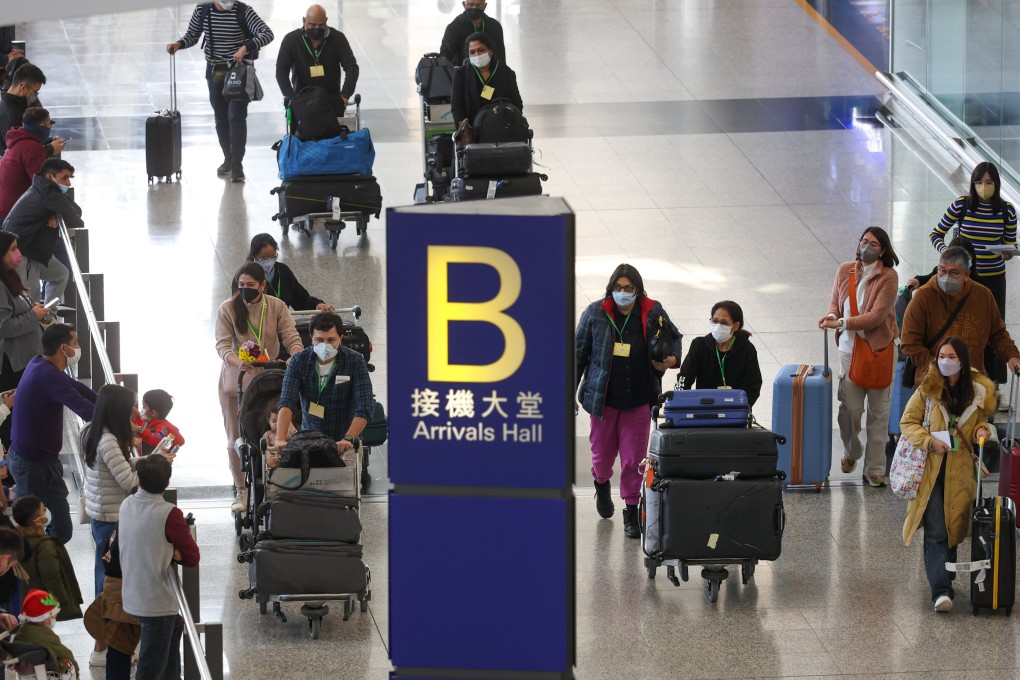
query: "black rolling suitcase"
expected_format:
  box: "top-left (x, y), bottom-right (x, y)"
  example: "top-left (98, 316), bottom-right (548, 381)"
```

top-left (968, 439), bottom-right (1017, 615)
top-left (246, 539), bottom-right (369, 596)
top-left (146, 54), bottom-right (182, 183)
top-left (648, 427), bottom-right (781, 480)
top-left (453, 173), bottom-right (544, 201)
top-left (263, 491), bottom-right (361, 542)
top-left (461, 142), bottom-right (532, 177)
top-left (272, 174), bottom-right (382, 226)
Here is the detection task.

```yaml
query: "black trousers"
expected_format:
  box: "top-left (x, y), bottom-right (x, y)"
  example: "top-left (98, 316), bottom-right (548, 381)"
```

top-left (977, 273), bottom-right (1007, 384)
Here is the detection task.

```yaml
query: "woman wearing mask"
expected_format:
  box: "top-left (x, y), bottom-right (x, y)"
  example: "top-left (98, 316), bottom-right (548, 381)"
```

top-left (901, 338), bottom-right (995, 612)
top-left (819, 227), bottom-right (899, 487)
top-left (676, 300), bottom-right (762, 406)
top-left (930, 162), bottom-right (1017, 386)
top-left (215, 263), bottom-right (302, 513)
top-left (575, 264), bottom-right (680, 539)
top-left (0, 233), bottom-right (44, 449)
top-left (243, 234), bottom-right (333, 312)
top-left (451, 32), bottom-right (523, 128)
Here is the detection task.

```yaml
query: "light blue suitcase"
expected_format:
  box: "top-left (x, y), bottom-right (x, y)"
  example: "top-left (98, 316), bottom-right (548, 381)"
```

top-left (771, 331), bottom-right (832, 489)
top-left (888, 358), bottom-right (914, 437)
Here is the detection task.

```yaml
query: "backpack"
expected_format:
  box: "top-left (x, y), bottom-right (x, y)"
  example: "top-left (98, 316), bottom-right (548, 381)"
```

top-left (472, 100), bottom-right (529, 144)
top-left (290, 86), bottom-right (342, 141)
top-left (415, 53), bottom-right (455, 102)
top-left (200, 2), bottom-right (260, 60)
top-left (270, 430), bottom-right (345, 490)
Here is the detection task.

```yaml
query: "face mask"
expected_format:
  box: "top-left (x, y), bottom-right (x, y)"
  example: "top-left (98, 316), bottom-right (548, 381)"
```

top-left (858, 244), bottom-right (879, 265)
top-left (313, 342), bottom-right (338, 362)
top-left (976, 184), bottom-right (995, 201)
top-left (240, 287), bottom-right (261, 304)
top-left (37, 508), bottom-right (51, 528)
top-left (469, 52), bottom-right (491, 68)
top-left (465, 7), bottom-right (483, 20)
top-left (937, 274), bottom-right (962, 295)
top-left (64, 346), bottom-right (81, 368)
top-left (612, 290), bottom-right (636, 308)
top-left (257, 256), bottom-right (277, 276)
top-left (55, 182), bottom-right (70, 194)
top-left (8, 250), bottom-right (22, 270)
top-left (22, 123), bottom-right (49, 143)
top-left (304, 27), bottom-right (325, 41)
top-left (938, 358), bottom-right (961, 378)
top-left (710, 323), bottom-right (732, 344)
top-left (218, 1), bottom-right (235, 9)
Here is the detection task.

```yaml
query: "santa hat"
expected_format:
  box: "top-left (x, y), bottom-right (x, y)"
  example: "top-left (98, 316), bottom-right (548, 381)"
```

top-left (19, 589), bottom-right (60, 623)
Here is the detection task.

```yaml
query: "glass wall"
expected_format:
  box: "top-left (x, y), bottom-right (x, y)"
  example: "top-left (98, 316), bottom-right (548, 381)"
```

top-left (891, 0), bottom-right (1020, 183)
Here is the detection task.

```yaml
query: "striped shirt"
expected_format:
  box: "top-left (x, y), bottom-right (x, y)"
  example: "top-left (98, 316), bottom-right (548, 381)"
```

top-left (930, 196), bottom-right (1017, 277)
top-left (177, 2), bottom-right (274, 65)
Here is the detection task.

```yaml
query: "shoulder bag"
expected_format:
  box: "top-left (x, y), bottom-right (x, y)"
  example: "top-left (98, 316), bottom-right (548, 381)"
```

top-left (847, 267), bottom-right (895, 390)
top-left (890, 397), bottom-right (933, 500)
top-left (901, 291), bottom-right (971, 388)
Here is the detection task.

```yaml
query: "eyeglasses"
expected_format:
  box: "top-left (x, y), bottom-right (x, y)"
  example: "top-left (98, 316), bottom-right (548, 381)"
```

top-left (612, 284), bottom-right (636, 293)
top-left (936, 265), bottom-right (965, 279)
top-left (860, 239), bottom-right (881, 249)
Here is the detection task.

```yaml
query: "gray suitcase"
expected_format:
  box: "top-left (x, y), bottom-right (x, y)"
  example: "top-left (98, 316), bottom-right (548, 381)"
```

top-left (263, 491), bottom-right (361, 543)
top-left (248, 540), bottom-right (368, 596)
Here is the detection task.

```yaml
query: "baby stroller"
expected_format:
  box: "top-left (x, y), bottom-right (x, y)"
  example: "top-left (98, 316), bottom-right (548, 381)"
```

top-left (0, 629), bottom-right (76, 679)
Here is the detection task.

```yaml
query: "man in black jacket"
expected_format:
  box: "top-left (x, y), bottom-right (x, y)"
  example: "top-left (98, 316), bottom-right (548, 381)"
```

top-left (0, 64), bottom-right (48, 157)
top-left (440, 0), bottom-right (504, 67)
top-left (1, 159), bottom-right (83, 307)
top-left (276, 5), bottom-right (359, 113)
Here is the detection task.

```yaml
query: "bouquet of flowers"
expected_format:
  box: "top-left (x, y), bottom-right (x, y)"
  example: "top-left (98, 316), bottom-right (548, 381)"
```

top-left (238, 340), bottom-right (267, 364)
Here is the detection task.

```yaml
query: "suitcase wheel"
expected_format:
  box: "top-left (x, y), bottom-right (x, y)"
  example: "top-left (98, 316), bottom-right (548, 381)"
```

top-left (176, 171), bottom-right (182, 180)
top-left (147, 176), bottom-right (154, 184)
top-left (974, 606), bottom-right (979, 616)
top-left (342, 598), bottom-right (353, 622)
top-left (707, 580), bottom-right (720, 603)
top-left (259, 601), bottom-right (267, 615)
top-left (309, 617), bottom-right (321, 639)
top-left (646, 564), bottom-right (657, 580)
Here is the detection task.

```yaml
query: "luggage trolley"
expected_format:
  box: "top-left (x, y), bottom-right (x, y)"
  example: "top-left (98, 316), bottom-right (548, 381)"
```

top-left (413, 53), bottom-right (457, 204)
top-left (270, 94), bottom-right (382, 249)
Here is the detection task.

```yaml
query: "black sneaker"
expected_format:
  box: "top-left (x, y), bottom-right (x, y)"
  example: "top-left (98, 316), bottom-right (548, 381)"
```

top-left (594, 480), bottom-right (615, 519)
top-left (216, 159), bottom-right (231, 176)
top-left (231, 164), bottom-right (245, 183)
top-left (622, 505), bottom-right (640, 539)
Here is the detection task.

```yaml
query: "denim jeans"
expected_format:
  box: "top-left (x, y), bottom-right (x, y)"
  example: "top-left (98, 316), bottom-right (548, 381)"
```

top-left (106, 646), bottom-right (132, 680)
top-left (136, 614), bottom-right (183, 680)
top-left (7, 450), bottom-right (72, 544)
top-left (921, 455), bottom-right (957, 602)
top-left (90, 519), bottom-right (117, 597)
top-left (206, 62), bottom-right (249, 165)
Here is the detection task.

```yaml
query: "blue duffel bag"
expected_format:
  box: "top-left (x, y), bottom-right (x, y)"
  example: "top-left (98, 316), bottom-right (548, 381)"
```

top-left (277, 128), bottom-right (375, 180)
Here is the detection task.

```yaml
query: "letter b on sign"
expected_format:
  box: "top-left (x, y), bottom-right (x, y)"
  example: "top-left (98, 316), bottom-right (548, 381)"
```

top-left (427, 246), bottom-right (525, 382)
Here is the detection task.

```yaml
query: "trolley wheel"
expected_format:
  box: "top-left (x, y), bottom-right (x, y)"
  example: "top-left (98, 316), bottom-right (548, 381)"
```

top-left (233, 513), bottom-right (242, 536)
top-left (309, 617), bottom-right (321, 639)
top-left (680, 564), bottom-right (689, 582)
top-left (647, 564), bottom-right (657, 579)
top-left (259, 601), bottom-right (267, 615)
top-left (707, 580), bottom-right (719, 603)
top-left (1008, 607), bottom-right (1013, 616)
top-left (741, 563), bottom-right (754, 585)
top-left (342, 599), bottom-right (353, 621)
top-left (360, 596), bottom-right (369, 613)
top-left (238, 533), bottom-right (250, 552)
top-left (147, 176), bottom-right (154, 184)
top-left (329, 230), bottom-right (339, 250)
top-left (815, 483), bottom-right (823, 493)
top-left (974, 606), bottom-right (979, 616)
top-left (361, 466), bottom-right (371, 492)
top-left (176, 171), bottom-right (182, 180)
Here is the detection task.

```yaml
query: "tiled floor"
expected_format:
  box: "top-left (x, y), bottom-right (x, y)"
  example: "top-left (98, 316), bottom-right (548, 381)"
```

top-left (10, 0), bottom-right (1020, 677)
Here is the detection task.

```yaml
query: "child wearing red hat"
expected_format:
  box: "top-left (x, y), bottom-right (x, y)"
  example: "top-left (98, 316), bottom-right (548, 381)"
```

top-left (12, 588), bottom-right (79, 676)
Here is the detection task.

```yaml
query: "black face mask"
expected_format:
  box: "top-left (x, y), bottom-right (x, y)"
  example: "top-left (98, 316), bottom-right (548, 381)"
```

top-left (240, 288), bottom-right (261, 303)
top-left (464, 7), bottom-right (483, 20)
top-left (304, 27), bottom-right (325, 41)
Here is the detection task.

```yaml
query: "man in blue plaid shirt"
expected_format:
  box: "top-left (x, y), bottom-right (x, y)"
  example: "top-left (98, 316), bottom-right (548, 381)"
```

top-left (275, 312), bottom-right (373, 452)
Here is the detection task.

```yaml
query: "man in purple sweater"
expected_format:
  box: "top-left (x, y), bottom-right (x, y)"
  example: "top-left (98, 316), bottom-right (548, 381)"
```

top-left (9, 324), bottom-right (95, 544)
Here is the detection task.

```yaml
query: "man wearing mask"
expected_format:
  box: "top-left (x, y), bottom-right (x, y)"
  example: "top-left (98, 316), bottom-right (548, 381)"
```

top-left (167, 2), bottom-right (275, 183)
top-left (275, 5), bottom-right (359, 114)
top-left (2, 159), bottom-right (83, 308)
top-left (0, 108), bottom-right (65, 221)
top-left (901, 245), bottom-right (1020, 385)
top-left (0, 64), bottom-right (49, 157)
top-left (8, 324), bottom-right (96, 545)
top-left (439, 0), bottom-right (505, 67)
top-left (275, 312), bottom-right (373, 452)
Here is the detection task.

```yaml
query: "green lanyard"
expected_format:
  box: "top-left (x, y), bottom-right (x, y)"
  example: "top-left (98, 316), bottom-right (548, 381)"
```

top-left (317, 362), bottom-right (337, 398)
top-left (605, 311), bottom-right (631, 342)
top-left (268, 271), bottom-right (281, 298)
top-left (714, 342), bottom-right (732, 386)
top-left (246, 297), bottom-right (267, 346)
top-left (301, 35), bottom-right (323, 65)
top-left (472, 60), bottom-right (499, 86)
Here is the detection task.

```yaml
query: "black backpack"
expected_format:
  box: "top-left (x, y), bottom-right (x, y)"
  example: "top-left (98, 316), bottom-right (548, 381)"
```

top-left (290, 86), bottom-right (343, 140)
top-left (472, 100), bottom-right (529, 144)
top-left (269, 430), bottom-right (345, 490)
top-left (415, 53), bottom-right (455, 102)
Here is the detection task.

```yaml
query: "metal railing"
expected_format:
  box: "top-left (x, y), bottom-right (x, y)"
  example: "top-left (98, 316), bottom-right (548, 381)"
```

top-left (58, 223), bottom-right (222, 680)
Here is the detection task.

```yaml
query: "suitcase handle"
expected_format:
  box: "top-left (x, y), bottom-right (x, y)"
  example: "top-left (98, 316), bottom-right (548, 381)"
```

top-left (822, 327), bottom-right (831, 379)
top-left (773, 505), bottom-right (786, 534)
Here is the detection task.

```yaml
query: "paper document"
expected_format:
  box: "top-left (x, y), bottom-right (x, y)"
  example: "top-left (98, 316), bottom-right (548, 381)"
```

top-left (985, 244), bottom-right (1019, 254)
top-left (932, 431), bottom-right (953, 447)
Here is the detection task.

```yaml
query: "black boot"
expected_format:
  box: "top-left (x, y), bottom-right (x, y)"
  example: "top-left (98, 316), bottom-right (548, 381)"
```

top-left (231, 163), bottom-right (246, 183)
top-left (594, 480), bottom-right (614, 519)
top-left (622, 505), bottom-right (640, 539)
top-left (216, 158), bottom-right (231, 176)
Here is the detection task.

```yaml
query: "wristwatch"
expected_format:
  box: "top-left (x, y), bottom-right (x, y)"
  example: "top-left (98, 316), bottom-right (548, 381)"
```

top-left (837, 318), bottom-right (845, 330)
top-left (343, 435), bottom-right (355, 443)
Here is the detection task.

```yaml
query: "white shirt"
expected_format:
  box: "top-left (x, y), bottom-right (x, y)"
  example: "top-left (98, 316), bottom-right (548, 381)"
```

top-left (838, 261), bottom-right (877, 354)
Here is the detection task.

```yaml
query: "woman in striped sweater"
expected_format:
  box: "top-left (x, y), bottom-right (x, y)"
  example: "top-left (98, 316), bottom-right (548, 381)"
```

top-left (930, 161), bottom-right (1017, 386)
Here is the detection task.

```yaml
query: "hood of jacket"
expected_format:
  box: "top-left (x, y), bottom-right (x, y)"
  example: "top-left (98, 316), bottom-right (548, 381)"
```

top-left (599, 295), bottom-right (655, 338)
top-left (916, 363), bottom-right (998, 424)
top-left (4, 126), bottom-right (38, 150)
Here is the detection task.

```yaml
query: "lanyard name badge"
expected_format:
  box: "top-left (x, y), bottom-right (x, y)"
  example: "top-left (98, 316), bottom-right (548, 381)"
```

top-left (607, 311), bottom-right (631, 357)
top-left (302, 35), bottom-right (325, 77)
top-left (473, 61), bottom-right (498, 100)
top-left (309, 362), bottom-right (337, 419)
top-left (714, 343), bottom-right (732, 389)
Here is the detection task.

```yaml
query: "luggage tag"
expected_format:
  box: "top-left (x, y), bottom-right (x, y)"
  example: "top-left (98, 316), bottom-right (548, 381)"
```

top-left (486, 180), bottom-right (499, 199)
top-left (613, 342), bottom-right (631, 357)
top-left (309, 402), bottom-right (325, 418)
top-left (480, 85), bottom-right (495, 100)
top-left (310, 65), bottom-right (325, 78)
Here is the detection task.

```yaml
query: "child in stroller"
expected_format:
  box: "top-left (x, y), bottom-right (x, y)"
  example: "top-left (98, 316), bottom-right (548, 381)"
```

top-left (4, 589), bottom-right (78, 678)
top-left (263, 397), bottom-right (295, 468)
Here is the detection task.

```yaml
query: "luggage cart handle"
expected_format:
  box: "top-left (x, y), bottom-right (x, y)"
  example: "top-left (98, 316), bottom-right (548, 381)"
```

top-left (291, 305), bottom-right (361, 320)
top-left (977, 435), bottom-right (986, 501)
top-left (1006, 369), bottom-right (1020, 445)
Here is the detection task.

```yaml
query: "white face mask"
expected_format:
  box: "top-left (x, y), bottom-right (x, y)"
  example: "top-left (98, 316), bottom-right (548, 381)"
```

top-left (937, 357), bottom-right (961, 377)
top-left (313, 342), bottom-right (338, 362)
top-left (469, 52), bottom-right (491, 68)
top-left (64, 346), bottom-right (81, 368)
top-left (218, 1), bottom-right (236, 9)
top-left (710, 323), bottom-right (732, 344)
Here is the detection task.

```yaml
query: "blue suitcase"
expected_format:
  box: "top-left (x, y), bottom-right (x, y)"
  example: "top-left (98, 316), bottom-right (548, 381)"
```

top-left (771, 332), bottom-right (832, 489)
top-left (660, 389), bottom-right (750, 428)
top-left (888, 358), bottom-right (914, 437)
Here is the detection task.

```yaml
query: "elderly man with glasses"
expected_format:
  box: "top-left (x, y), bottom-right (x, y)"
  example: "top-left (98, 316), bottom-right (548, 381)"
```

top-left (901, 245), bottom-right (1020, 386)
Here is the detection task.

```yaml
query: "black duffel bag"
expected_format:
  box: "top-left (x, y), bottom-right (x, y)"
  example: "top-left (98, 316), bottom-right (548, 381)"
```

top-left (472, 100), bottom-right (530, 144)
top-left (290, 86), bottom-right (343, 141)
top-left (270, 430), bottom-right (345, 491)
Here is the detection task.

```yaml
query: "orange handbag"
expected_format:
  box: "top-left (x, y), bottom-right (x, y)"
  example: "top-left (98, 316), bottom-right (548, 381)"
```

top-left (847, 268), bottom-right (894, 389)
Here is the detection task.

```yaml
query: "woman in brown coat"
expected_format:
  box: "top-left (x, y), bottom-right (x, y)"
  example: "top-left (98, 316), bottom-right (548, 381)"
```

top-left (901, 337), bottom-right (996, 613)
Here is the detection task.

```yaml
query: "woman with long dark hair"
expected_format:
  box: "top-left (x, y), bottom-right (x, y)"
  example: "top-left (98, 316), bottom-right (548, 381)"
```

top-left (677, 300), bottom-right (762, 406)
top-left (901, 338), bottom-right (996, 613)
top-left (242, 233), bottom-right (333, 312)
top-left (575, 263), bottom-right (681, 539)
top-left (215, 262), bottom-right (302, 512)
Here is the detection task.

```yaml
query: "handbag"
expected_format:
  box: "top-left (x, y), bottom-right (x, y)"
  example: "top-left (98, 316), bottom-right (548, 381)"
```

top-left (847, 267), bottom-right (895, 390)
top-left (454, 119), bottom-right (475, 147)
top-left (648, 312), bottom-right (682, 364)
top-left (222, 60), bottom-right (263, 102)
top-left (901, 291), bottom-right (971, 389)
top-left (890, 398), bottom-right (933, 500)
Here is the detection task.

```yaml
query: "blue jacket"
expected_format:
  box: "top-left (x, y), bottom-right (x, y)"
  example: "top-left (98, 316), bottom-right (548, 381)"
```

top-left (575, 296), bottom-right (681, 418)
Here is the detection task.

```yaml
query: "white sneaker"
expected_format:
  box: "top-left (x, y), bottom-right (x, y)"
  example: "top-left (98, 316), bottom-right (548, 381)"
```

top-left (230, 488), bottom-right (248, 514)
top-left (934, 595), bottom-right (953, 612)
top-left (89, 649), bottom-right (107, 667)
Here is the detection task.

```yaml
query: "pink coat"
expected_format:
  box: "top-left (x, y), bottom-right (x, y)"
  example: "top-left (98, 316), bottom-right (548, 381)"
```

top-left (826, 260), bottom-right (898, 351)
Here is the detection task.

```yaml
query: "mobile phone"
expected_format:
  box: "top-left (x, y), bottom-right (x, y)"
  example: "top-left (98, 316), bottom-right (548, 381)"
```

top-left (43, 297), bottom-right (60, 310)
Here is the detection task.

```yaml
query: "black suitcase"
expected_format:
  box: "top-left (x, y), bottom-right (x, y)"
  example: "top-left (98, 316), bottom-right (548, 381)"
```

top-left (146, 55), bottom-right (182, 184)
top-left (648, 427), bottom-right (781, 480)
top-left (425, 135), bottom-right (454, 182)
top-left (453, 173), bottom-right (544, 201)
top-left (263, 491), bottom-right (361, 542)
top-left (272, 174), bottom-right (382, 225)
top-left (970, 497), bottom-right (1017, 614)
top-left (247, 539), bottom-right (368, 596)
top-left (461, 142), bottom-right (532, 177)
top-left (415, 53), bottom-right (455, 102)
top-left (651, 478), bottom-right (784, 561)
top-left (361, 400), bottom-right (388, 447)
